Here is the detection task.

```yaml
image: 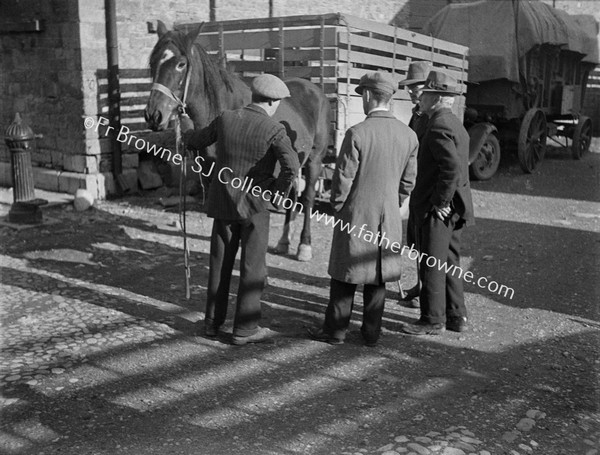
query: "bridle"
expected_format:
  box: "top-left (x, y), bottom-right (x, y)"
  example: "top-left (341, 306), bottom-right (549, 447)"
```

top-left (150, 56), bottom-right (193, 118)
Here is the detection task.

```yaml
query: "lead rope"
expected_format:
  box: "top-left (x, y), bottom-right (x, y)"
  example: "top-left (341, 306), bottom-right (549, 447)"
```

top-left (175, 114), bottom-right (191, 300)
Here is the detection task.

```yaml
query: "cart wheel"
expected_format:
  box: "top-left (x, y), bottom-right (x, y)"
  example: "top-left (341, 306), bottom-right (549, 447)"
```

top-left (572, 116), bottom-right (592, 160)
top-left (518, 108), bottom-right (547, 173)
top-left (470, 133), bottom-right (501, 181)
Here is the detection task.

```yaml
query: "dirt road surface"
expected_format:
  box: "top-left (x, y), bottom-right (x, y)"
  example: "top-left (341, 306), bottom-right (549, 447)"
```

top-left (1, 142), bottom-right (599, 455)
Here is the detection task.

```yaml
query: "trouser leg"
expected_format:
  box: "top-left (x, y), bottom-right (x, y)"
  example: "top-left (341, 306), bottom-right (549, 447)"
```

top-left (205, 219), bottom-right (240, 328)
top-left (324, 278), bottom-right (357, 341)
top-left (361, 282), bottom-right (386, 342)
top-left (233, 211), bottom-right (270, 337)
top-left (445, 225), bottom-right (467, 319)
top-left (418, 213), bottom-right (456, 324)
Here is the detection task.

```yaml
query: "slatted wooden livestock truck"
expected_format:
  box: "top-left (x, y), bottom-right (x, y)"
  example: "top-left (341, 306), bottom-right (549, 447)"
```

top-left (424, 0), bottom-right (599, 180)
top-left (98, 13), bottom-right (469, 196)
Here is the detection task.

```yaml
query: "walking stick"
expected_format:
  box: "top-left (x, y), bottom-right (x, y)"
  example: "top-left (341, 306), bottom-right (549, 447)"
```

top-left (175, 115), bottom-right (191, 300)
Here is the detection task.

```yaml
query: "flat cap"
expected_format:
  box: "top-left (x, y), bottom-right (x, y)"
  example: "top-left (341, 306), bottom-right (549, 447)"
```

top-left (251, 74), bottom-right (290, 100)
top-left (355, 71), bottom-right (396, 95)
top-left (398, 61), bottom-right (432, 86)
top-left (421, 70), bottom-right (461, 95)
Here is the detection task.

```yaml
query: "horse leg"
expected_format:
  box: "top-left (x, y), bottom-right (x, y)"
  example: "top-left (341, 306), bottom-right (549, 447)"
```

top-left (296, 151), bottom-right (323, 262)
top-left (274, 207), bottom-right (296, 255)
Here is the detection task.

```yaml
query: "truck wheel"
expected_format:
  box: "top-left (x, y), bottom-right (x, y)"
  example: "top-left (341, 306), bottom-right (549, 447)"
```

top-left (470, 133), bottom-right (501, 181)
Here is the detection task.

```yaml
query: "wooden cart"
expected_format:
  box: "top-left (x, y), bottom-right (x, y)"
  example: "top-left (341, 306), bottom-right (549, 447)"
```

top-left (425, 0), bottom-right (598, 181)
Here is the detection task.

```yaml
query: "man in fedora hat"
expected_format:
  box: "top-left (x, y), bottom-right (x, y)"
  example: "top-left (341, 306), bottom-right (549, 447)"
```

top-left (182, 73), bottom-right (300, 345)
top-left (398, 61), bottom-right (433, 308)
top-left (308, 71), bottom-right (418, 346)
top-left (401, 70), bottom-right (474, 336)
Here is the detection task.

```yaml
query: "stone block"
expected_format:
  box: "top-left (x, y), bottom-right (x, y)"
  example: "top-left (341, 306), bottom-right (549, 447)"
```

top-left (137, 160), bottom-right (162, 190)
top-left (117, 168), bottom-right (139, 193)
top-left (100, 172), bottom-right (116, 197)
top-left (121, 153), bottom-right (139, 169)
top-left (33, 167), bottom-right (60, 192)
top-left (63, 154), bottom-right (99, 174)
top-left (58, 171), bottom-right (83, 194)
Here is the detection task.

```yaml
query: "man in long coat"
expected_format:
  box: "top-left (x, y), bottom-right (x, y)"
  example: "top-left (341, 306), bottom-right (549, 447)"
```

top-left (182, 74), bottom-right (300, 345)
top-left (309, 71), bottom-right (418, 346)
top-left (398, 61), bottom-right (432, 306)
top-left (401, 71), bottom-right (474, 336)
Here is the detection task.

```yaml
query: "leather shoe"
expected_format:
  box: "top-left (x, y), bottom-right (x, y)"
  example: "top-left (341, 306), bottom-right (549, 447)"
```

top-left (446, 316), bottom-right (468, 332)
top-left (402, 284), bottom-right (420, 301)
top-left (400, 284), bottom-right (420, 308)
top-left (203, 324), bottom-right (220, 338)
top-left (307, 327), bottom-right (343, 345)
top-left (401, 320), bottom-right (445, 335)
top-left (231, 327), bottom-right (278, 346)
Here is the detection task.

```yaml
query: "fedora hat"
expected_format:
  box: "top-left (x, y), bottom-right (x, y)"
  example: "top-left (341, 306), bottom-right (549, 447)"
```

top-left (398, 61), bottom-right (432, 86)
top-left (421, 71), bottom-right (461, 95)
top-left (251, 74), bottom-right (291, 100)
top-left (355, 71), bottom-right (396, 95)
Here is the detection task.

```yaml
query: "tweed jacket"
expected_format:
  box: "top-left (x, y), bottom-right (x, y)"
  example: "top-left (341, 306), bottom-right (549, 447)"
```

top-left (409, 107), bottom-right (474, 225)
top-left (184, 104), bottom-right (300, 220)
top-left (328, 110), bottom-right (418, 285)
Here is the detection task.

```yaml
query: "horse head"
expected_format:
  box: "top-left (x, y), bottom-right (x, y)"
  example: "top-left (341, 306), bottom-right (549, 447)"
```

top-left (144, 20), bottom-right (202, 131)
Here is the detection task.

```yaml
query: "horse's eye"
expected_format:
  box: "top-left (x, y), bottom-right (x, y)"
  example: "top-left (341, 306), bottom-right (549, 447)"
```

top-left (176, 61), bottom-right (187, 70)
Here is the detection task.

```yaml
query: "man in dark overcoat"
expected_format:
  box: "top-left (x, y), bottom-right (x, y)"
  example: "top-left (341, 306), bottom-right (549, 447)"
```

top-left (398, 61), bottom-right (432, 306)
top-left (309, 71), bottom-right (418, 346)
top-left (401, 70), bottom-right (474, 335)
top-left (182, 74), bottom-right (300, 345)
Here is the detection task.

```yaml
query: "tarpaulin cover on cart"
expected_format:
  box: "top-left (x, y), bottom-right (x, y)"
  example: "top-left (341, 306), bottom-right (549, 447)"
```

top-left (423, 0), bottom-right (600, 83)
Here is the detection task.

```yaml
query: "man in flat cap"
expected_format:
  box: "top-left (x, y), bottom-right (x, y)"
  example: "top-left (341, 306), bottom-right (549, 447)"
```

top-left (182, 73), bottom-right (300, 345)
top-left (309, 71), bottom-right (418, 346)
top-left (398, 60), bottom-right (433, 308)
top-left (401, 70), bottom-right (474, 336)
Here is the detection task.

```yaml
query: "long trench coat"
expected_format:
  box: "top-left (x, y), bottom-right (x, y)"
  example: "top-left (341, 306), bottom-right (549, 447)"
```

top-left (328, 110), bottom-right (418, 284)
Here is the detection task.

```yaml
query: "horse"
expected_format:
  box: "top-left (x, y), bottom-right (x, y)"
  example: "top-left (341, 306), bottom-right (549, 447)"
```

top-left (144, 21), bottom-right (331, 262)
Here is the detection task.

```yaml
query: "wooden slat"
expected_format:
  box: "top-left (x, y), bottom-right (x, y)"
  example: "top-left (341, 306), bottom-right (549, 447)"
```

top-left (196, 27), bottom-right (337, 53)
top-left (176, 13), bottom-right (343, 34)
top-left (338, 33), bottom-right (469, 71)
top-left (340, 13), bottom-right (469, 57)
top-left (97, 68), bottom-right (151, 79)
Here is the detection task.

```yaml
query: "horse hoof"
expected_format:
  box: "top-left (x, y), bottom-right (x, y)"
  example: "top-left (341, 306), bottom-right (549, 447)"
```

top-left (296, 244), bottom-right (312, 262)
top-left (274, 242), bottom-right (289, 255)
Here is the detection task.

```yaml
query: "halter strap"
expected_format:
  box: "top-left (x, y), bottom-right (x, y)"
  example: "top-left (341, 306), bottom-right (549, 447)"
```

top-left (150, 62), bottom-right (193, 117)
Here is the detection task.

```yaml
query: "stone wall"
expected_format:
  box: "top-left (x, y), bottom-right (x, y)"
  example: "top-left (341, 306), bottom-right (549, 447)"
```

top-left (0, 0), bottom-right (104, 195)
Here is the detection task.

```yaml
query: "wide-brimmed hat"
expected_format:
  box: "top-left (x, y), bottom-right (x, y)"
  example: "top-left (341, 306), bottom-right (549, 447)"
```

top-left (355, 71), bottom-right (396, 95)
top-left (421, 71), bottom-right (461, 95)
top-left (398, 61), bottom-right (432, 86)
top-left (251, 74), bottom-right (291, 100)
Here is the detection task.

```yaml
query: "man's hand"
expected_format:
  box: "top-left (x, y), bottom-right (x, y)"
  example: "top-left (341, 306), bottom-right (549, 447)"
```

top-left (433, 204), bottom-right (452, 220)
top-left (179, 115), bottom-right (194, 133)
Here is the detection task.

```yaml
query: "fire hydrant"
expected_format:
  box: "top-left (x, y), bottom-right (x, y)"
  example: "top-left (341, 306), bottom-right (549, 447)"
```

top-left (4, 113), bottom-right (47, 223)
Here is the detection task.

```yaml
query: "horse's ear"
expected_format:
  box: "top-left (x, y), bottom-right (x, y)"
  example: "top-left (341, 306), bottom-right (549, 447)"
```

top-left (186, 22), bottom-right (204, 46)
top-left (157, 20), bottom-right (168, 38)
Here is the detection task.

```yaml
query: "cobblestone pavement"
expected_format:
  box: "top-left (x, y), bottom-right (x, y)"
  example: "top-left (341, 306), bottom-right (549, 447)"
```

top-left (1, 147), bottom-right (600, 455)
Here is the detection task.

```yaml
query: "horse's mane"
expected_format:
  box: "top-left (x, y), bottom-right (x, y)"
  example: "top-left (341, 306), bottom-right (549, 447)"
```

top-left (149, 31), bottom-right (237, 117)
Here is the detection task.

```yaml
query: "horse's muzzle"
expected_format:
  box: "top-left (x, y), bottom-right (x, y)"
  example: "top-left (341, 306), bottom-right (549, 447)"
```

top-left (144, 107), bottom-right (164, 131)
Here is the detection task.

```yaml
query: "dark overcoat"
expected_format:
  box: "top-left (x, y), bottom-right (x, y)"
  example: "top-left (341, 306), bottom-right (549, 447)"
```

top-left (409, 107), bottom-right (474, 225)
top-left (328, 110), bottom-right (418, 284)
